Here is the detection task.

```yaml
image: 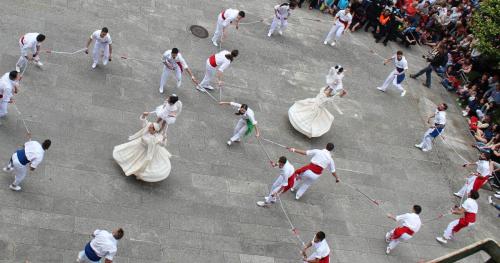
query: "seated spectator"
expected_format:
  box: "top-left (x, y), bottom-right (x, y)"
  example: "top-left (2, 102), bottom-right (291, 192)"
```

top-left (374, 9), bottom-right (392, 41)
top-left (350, 4), bottom-right (368, 31)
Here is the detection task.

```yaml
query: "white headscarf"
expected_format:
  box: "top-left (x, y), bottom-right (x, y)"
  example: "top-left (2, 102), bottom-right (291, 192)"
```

top-left (326, 65), bottom-right (344, 92)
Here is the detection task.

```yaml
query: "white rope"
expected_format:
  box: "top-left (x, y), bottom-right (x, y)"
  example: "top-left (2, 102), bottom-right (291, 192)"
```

top-left (120, 55), bottom-right (158, 64)
top-left (44, 48), bottom-right (86, 55)
top-left (195, 84), bottom-right (219, 102)
top-left (277, 194), bottom-right (306, 247)
top-left (239, 15), bottom-right (274, 25)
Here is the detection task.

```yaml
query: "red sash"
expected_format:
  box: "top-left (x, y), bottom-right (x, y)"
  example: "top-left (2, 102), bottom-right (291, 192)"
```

top-left (339, 19), bottom-right (348, 28)
top-left (221, 10), bottom-right (226, 20)
top-left (391, 226), bottom-right (414, 240)
top-left (209, 55), bottom-right (217, 68)
top-left (282, 163), bottom-right (323, 193)
top-left (176, 62), bottom-right (184, 73)
top-left (453, 212), bottom-right (476, 233)
top-left (319, 255), bottom-right (330, 263)
top-left (472, 175), bottom-right (489, 192)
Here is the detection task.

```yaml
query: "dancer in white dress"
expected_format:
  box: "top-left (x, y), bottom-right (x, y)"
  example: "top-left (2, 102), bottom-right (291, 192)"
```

top-left (288, 65), bottom-right (347, 138)
top-left (112, 114), bottom-right (172, 182)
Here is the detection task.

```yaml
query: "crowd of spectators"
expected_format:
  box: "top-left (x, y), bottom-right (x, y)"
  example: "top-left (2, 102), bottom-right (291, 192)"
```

top-left (298, 0), bottom-right (500, 205)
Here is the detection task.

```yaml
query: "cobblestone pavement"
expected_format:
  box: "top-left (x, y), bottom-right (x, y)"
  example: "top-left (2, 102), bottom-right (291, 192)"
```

top-left (0, 0), bottom-right (498, 262)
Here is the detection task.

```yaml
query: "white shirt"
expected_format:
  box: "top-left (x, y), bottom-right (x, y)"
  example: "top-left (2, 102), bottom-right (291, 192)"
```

top-left (310, 239), bottom-right (330, 259)
top-left (462, 198), bottom-right (478, 214)
top-left (396, 213), bottom-right (422, 232)
top-left (162, 50), bottom-right (189, 69)
top-left (20, 33), bottom-right (40, 54)
top-left (155, 101), bottom-right (182, 120)
top-left (213, 50), bottom-right (232, 72)
top-left (278, 161), bottom-right (295, 187)
top-left (0, 73), bottom-right (17, 102)
top-left (90, 229), bottom-right (118, 260)
top-left (24, 141), bottom-right (45, 169)
top-left (91, 30), bottom-right (112, 45)
top-left (221, 9), bottom-right (240, 27)
top-left (275, 3), bottom-right (292, 18)
top-left (434, 109), bottom-right (446, 125)
top-left (306, 149), bottom-right (336, 173)
top-left (476, 160), bottom-right (491, 176)
top-left (335, 10), bottom-right (352, 24)
top-left (230, 102), bottom-right (257, 125)
top-left (392, 55), bottom-right (409, 70)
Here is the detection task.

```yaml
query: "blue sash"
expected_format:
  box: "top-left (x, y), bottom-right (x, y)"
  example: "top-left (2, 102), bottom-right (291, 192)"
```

top-left (84, 242), bottom-right (102, 262)
top-left (396, 67), bottom-right (405, 84)
top-left (429, 126), bottom-right (444, 138)
top-left (16, 149), bottom-right (30, 166)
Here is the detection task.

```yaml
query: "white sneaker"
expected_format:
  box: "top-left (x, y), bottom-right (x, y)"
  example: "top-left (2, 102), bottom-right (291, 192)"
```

top-left (330, 42), bottom-right (336, 47)
top-left (159, 87), bottom-right (164, 94)
top-left (414, 144), bottom-right (422, 149)
top-left (9, 184), bottom-right (21, 191)
top-left (278, 30), bottom-right (283, 35)
top-left (377, 87), bottom-right (385, 92)
top-left (494, 193), bottom-right (500, 199)
top-left (401, 89), bottom-right (406, 97)
top-left (295, 195), bottom-right (301, 200)
top-left (205, 85), bottom-right (214, 90)
top-left (91, 62), bottom-right (97, 69)
top-left (176, 82), bottom-right (181, 88)
top-left (323, 41), bottom-right (328, 45)
top-left (385, 232), bottom-right (391, 243)
top-left (436, 236), bottom-right (448, 244)
top-left (212, 41), bottom-right (218, 47)
top-left (103, 59), bottom-right (108, 66)
top-left (15, 66), bottom-right (21, 72)
top-left (385, 247), bottom-right (391, 254)
top-left (195, 86), bottom-right (206, 92)
top-left (34, 61), bottom-right (43, 67)
top-left (267, 32), bottom-right (272, 37)
top-left (290, 188), bottom-right (296, 192)
top-left (422, 148), bottom-right (429, 152)
top-left (227, 140), bottom-right (232, 146)
top-left (2, 167), bottom-right (13, 172)
top-left (453, 192), bottom-right (462, 198)
top-left (488, 196), bottom-right (493, 204)
top-left (256, 201), bottom-right (269, 207)
top-left (462, 110), bottom-right (468, 116)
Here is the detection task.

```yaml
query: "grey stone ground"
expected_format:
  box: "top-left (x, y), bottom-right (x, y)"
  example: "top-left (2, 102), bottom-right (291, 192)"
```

top-left (0, 0), bottom-right (498, 262)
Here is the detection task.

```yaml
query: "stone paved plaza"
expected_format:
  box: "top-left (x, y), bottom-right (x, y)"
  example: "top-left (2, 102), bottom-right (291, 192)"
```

top-left (0, 0), bottom-right (499, 262)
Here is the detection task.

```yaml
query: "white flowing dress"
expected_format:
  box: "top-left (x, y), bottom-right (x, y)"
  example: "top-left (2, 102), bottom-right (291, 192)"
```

top-left (112, 118), bottom-right (172, 182)
top-left (288, 69), bottom-right (345, 138)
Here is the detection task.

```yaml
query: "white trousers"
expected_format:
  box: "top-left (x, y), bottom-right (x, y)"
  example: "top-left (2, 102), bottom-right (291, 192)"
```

top-left (212, 15), bottom-right (225, 43)
top-left (379, 69), bottom-right (404, 92)
top-left (16, 41), bottom-right (40, 72)
top-left (268, 16), bottom-right (288, 35)
top-left (443, 219), bottom-right (474, 239)
top-left (456, 176), bottom-right (475, 197)
top-left (386, 229), bottom-right (412, 250)
top-left (77, 250), bottom-right (100, 263)
top-left (0, 101), bottom-right (8, 117)
top-left (9, 153), bottom-right (28, 186)
top-left (230, 119), bottom-right (247, 142)
top-left (418, 128), bottom-right (435, 151)
top-left (200, 60), bottom-right (217, 88)
top-left (325, 22), bottom-right (345, 43)
top-left (293, 170), bottom-right (320, 199)
top-left (92, 42), bottom-right (109, 64)
top-left (265, 176), bottom-right (286, 203)
top-left (160, 65), bottom-right (182, 89)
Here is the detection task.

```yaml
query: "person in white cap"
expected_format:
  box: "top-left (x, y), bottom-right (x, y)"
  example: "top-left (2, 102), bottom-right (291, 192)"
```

top-left (219, 101), bottom-right (260, 146)
top-left (0, 71), bottom-right (21, 121)
top-left (212, 9), bottom-right (245, 46)
top-left (323, 7), bottom-right (352, 47)
top-left (77, 228), bottom-right (124, 263)
top-left (267, 2), bottom-right (297, 37)
top-left (415, 103), bottom-right (448, 152)
top-left (301, 231), bottom-right (331, 263)
top-left (85, 27), bottom-right (112, 69)
top-left (257, 156), bottom-right (295, 207)
top-left (376, 50), bottom-right (408, 97)
top-left (384, 205), bottom-right (422, 254)
top-left (15, 33), bottom-right (46, 72)
top-left (197, 50), bottom-right (238, 91)
top-left (2, 132), bottom-right (51, 191)
top-left (159, 48), bottom-right (197, 93)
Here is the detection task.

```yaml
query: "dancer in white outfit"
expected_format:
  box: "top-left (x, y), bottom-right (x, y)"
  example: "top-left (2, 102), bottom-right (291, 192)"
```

top-left (159, 48), bottom-right (197, 93)
top-left (2, 133), bottom-right (51, 191)
top-left (256, 156), bottom-right (295, 207)
top-left (267, 2), bottom-right (296, 37)
top-left (385, 205), bottom-right (422, 254)
top-left (198, 50), bottom-right (238, 91)
top-left (415, 103), bottom-right (448, 152)
top-left (287, 143), bottom-right (339, 200)
top-left (77, 228), bottom-right (124, 263)
top-left (16, 33), bottom-right (45, 72)
top-left (85, 27), bottom-right (112, 69)
top-left (0, 71), bottom-right (21, 120)
top-left (112, 114), bottom-right (172, 182)
top-left (301, 231), bottom-right (331, 263)
top-left (454, 153), bottom-right (493, 198)
top-left (143, 94), bottom-right (182, 139)
top-left (377, 50), bottom-right (408, 96)
top-left (219, 101), bottom-right (260, 146)
top-left (289, 65), bottom-right (346, 138)
top-left (324, 8), bottom-right (352, 47)
top-left (211, 9), bottom-right (245, 47)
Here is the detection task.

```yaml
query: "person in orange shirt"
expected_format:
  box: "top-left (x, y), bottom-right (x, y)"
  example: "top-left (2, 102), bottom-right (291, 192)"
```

top-left (374, 9), bottom-right (391, 41)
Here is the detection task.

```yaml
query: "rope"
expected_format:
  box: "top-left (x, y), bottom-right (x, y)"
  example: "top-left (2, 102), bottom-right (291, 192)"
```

top-left (341, 181), bottom-right (381, 206)
top-left (262, 137), bottom-right (287, 148)
top-left (195, 84), bottom-right (219, 102)
top-left (120, 55), bottom-right (158, 64)
top-left (10, 62), bottom-right (32, 133)
top-left (239, 15), bottom-right (274, 25)
top-left (44, 48), bottom-right (87, 55)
